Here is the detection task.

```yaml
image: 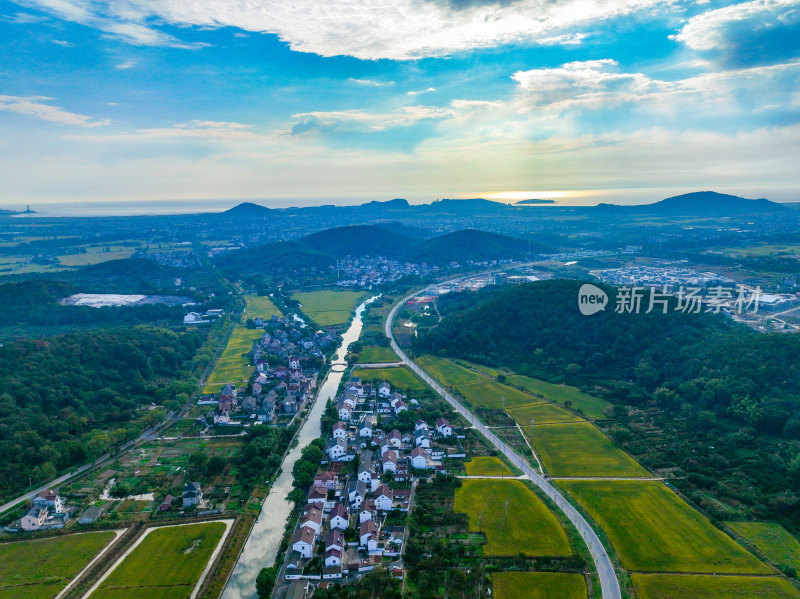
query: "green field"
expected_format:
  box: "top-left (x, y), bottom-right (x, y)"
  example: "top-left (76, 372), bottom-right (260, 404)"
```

top-left (417, 356), bottom-right (535, 409)
top-left (0, 531), bottom-right (115, 599)
top-left (455, 359), bottom-right (501, 378)
top-left (358, 345), bottom-right (398, 363)
top-left (203, 326), bottom-right (264, 393)
top-left (726, 521), bottom-right (800, 571)
top-left (91, 522), bottom-right (226, 598)
top-left (507, 401), bottom-right (584, 426)
top-left (352, 366), bottom-right (428, 392)
top-left (506, 374), bottom-right (612, 420)
top-left (293, 290), bottom-right (366, 326)
top-left (465, 456), bottom-right (515, 476)
top-left (454, 479), bottom-right (572, 557)
top-left (492, 572), bottom-right (587, 599)
top-left (243, 294), bottom-right (281, 319)
top-left (530, 421), bottom-right (649, 477)
top-left (632, 574), bottom-right (800, 598)
top-left (560, 481), bottom-right (770, 573)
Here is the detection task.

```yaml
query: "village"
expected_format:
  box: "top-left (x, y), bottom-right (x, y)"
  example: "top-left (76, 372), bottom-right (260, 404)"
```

top-left (276, 374), bottom-right (463, 595)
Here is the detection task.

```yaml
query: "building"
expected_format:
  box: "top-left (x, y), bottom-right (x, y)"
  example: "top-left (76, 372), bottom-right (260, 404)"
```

top-left (291, 525), bottom-right (316, 558)
top-left (182, 482), bottom-right (203, 507)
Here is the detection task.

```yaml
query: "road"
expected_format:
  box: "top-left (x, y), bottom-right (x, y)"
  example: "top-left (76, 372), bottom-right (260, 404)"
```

top-left (385, 289), bottom-right (623, 599)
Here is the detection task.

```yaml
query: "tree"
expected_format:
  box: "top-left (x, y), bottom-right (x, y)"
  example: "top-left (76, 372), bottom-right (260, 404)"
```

top-left (255, 566), bottom-right (276, 598)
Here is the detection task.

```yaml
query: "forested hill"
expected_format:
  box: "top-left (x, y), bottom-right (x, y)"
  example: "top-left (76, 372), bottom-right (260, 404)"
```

top-left (0, 325), bottom-right (203, 501)
top-left (417, 279), bottom-right (800, 436)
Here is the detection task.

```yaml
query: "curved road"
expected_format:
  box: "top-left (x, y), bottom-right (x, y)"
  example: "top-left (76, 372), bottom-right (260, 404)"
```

top-left (386, 289), bottom-right (622, 599)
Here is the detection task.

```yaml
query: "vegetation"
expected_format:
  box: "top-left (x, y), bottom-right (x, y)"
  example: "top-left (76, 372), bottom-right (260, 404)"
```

top-left (357, 345), bottom-right (397, 363)
top-left (292, 290), bottom-right (366, 326)
top-left (726, 521), bottom-right (800, 573)
top-left (506, 401), bottom-right (583, 425)
top-left (464, 456), bottom-right (514, 477)
top-left (504, 374), bottom-right (612, 420)
top-left (91, 522), bottom-right (226, 598)
top-left (631, 573), bottom-right (800, 598)
top-left (491, 572), bottom-right (587, 599)
top-left (560, 480), bottom-right (770, 573)
top-left (243, 294), bottom-right (281, 319)
top-left (352, 366), bottom-right (429, 392)
top-left (0, 531), bottom-right (115, 599)
top-left (0, 325), bottom-right (202, 501)
top-left (454, 479), bottom-right (572, 557)
top-left (203, 325), bottom-right (265, 392)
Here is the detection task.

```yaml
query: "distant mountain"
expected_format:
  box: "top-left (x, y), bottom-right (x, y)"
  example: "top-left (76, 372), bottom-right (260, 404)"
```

top-left (420, 198), bottom-right (511, 215)
top-left (516, 199), bottom-right (555, 205)
top-left (302, 225), bottom-right (416, 259)
top-left (215, 240), bottom-right (335, 277)
top-left (409, 229), bottom-right (551, 264)
top-left (373, 221), bottom-right (434, 239)
top-left (219, 202), bottom-right (272, 218)
top-left (358, 198), bottom-right (410, 210)
top-left (597, 191), bottom-right (786, 216)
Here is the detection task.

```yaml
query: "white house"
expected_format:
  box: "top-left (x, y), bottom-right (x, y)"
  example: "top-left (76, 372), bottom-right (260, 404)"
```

top-left (359, 422), bottom-right (373, 438)
top-left (20, 507), bottom-right (48, 531)
top-left (411, 447), bottom-right (428, 469)
top-left (299, 506), bottom-right (323, 534)
top-left (338, 403), bottom-right (352, 421)
top-left (33, 489), bottom-right (62, 513)
top-left (415, 430), bottom-right (431, 448)
top-left (378, 382), bottom-right (391, 398)
top-left (414, 419), bottom-right (429, 432)
top-left (327, 437), bottom-right (347, 461)
top-left (332, 421), bottom-right (347, 440)
top-left (325, 548), bottom-right (342, 568)
top-left (360, 520), bottom-right (379, 550)
top-left (374, 484), bottom-right (394, 511)
top-left (307, 486), bottom-right (327, 507)
top-left (329, 504), bottom-right (349, 530)
top-left (291, 525), bottom-right (316, 558)
top-left (436, 418), bottom-right (453, 438)
top-left (325, 529), bottom-right (344, 553)
top-left (360, 499), bottom-right (376, 524)
top-left (289, 356), bottom-right (301, 370)
top-left (387, 430), bottom-right (402, 448)
top-left (382, 450), bottom-right (398, 473)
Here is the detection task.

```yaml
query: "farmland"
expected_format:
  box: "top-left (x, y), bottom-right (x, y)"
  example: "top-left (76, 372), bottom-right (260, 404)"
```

top-left (454, 479), bottom-right (572, 557)
top-left (492, 572), bottom-right (587, 599)
top-left (465, 456), bottom-right (514, 477)
top-left (530, 421), bottom-right (649, 477)
top-left (242, 294), bottom-right (281, 319)
top-left (0, 531), bottom-right (115, 599)
top-left (631, 573), bottom-right (800, 598)
top-left (505, 374), bottom-right (612, 421)
top-left (358, 345), bottom-right (397, 362)
top-left (89, 521), bottom-right (227, 599)
top-left (352, 366), bottom-right (428, 392)
top-left (560, 480), bottom-right (770, 573)
top-left (292, 289), bottom-right (366, 326)
top-left (203, 325), bottom-right (264, 393)
top-left (726, 521), bottom-right (800, 572)
top-left (506, 401), bottom-right (584, 426)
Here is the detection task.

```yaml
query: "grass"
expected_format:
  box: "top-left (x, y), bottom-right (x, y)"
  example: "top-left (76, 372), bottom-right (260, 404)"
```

top-left (203, 326), bottom-right (265, 392)
top-left (91, 522), bottom-right (226, 598)
top-left (631, 574), bottom-right (800, 598)
top-left (505, 374), bottom-right (612, 421)
top-left (492, 572), bottom-right (587, 599)
top-left (352, 366), bottom-right (428, 392)
top-left (358, 345), bottom-right (397, 363)
top-left (725, 521), bottom-right (800, 571)
top-left (530, 421), bottom-right (649, 477)
top-left (243, 295), bottom-right (281, 319)
top-left (292, 290), bottom-right (366, 326)
top-left (454, 479), bottom-right (572, 557)
top-left (507, 401), bottom-right (584, 426)
top-left (560, 481), bottom-right (771, 573)
top-left (416, 355), bottom-right (535, 409)
top-left (0, 531), bottom-right (115, 599)
top-left (464, 456), bottom-right (515, 477)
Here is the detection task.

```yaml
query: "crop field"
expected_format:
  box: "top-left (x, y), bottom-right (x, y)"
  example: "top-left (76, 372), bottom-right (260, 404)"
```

top-left (726, 521), bottom-right (800, 571)
top-left (507, 401), bottom-right (584, 426)
top-left (530, 421), bottom-right (649, 477)
top-left (631, 574), bottom-right (800, 598)
top-left (505, 374), bottom-right (612, 421)
top-left (90, 521), bottom-right (227, 599)
top-left (454, 479), bottom-right (572, 557)
top-left (358, 345), bottom-right (397, 362)
top-left (454, 359), bottom-right (501, 378)
top-left (243, 294), bottom-right (281, 319)
top-left (464, 456), bottom-right (515, 476)
top-left (352, 366), bottom-right (428, 392)
top-left (203, 325), bottom-right (264, 393)
top-left (416, 356), bottom-right (534, 409)
top-left (560, 481), bottom-right (770, 573)
top-left (292, 290), bottom-right (366, 326)
top-left (0, 531), bottom-right (115, 599)
top-left (492, 572), bottom-right (587, 599)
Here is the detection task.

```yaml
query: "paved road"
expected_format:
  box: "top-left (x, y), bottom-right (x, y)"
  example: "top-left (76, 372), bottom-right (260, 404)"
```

top-left (386, 289), bottom-right (623, 599)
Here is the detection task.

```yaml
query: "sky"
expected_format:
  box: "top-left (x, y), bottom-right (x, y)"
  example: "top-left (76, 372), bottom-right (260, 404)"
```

top-left (1, 0), bottom-right (799, 212)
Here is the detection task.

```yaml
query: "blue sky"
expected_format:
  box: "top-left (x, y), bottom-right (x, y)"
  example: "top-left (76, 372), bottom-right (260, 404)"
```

top-left (1, 0), bottom-right (799, 210)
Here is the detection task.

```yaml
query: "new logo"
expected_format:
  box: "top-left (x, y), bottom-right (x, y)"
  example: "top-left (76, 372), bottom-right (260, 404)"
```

top-left (578, 284), bottom-right (608, 316)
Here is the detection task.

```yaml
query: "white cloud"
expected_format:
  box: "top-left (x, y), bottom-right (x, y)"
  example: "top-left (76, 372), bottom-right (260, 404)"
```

top-left (674, 0), bottom-right (800, 50)
top-left (0, 95), bottom-right (109, 127)
top-left (290, 106), bottom-right (453, 133)
top-left (18, 0), bottom-right (673, 59)
top-left (115, 58), bottom-right (138, 69)
top-left (51, 39), bottom-right (74, 46)
top-left (348, 78), bottom-right (395, 86)
top-left (407, 87), bottom-right (437, 96)
top-left (64, 120), bottom-right (259, 142)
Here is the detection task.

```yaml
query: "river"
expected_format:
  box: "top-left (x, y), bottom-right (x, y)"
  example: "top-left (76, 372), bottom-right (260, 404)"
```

top-left (221, 295), bottom-right (378, 599)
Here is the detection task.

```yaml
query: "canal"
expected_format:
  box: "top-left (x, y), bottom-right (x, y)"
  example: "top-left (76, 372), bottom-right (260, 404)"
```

top-left (221, 295), bottom-right (378, 599)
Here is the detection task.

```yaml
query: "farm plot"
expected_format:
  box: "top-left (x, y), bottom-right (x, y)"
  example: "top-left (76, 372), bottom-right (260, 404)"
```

top-left (507, 401), bottom-right (584, 426)
top-left (352, 366), bottom-right (428, 392)
top-left (454, 479), bottom-right (571, 557)
top-left (726, 521), bottom-right (800, 572)
top-left (631, 573), bottom-right (800, 599)
top-left (505, 374), bottom-right (612, 421)
top-left (492, 572), bottom-right (587, 599)
top-left (530, 421), bottom-right (649, 477)
top-left (560, 481), bottom-right (770, 574)
top-left (89, 521), bottom-right (228, 599)
top-left (243, 295), bottom-right (281, 319)
top-left (358, 345), bottom-right (397, 363)
top-left (0, 531), bottom-right (116, 599)
top-left (203, 326), bottom-right (265, 393)
top-left (464, 456), bottom-right (515, 477)
top-left (292, 290), bottom-right (365, 326)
